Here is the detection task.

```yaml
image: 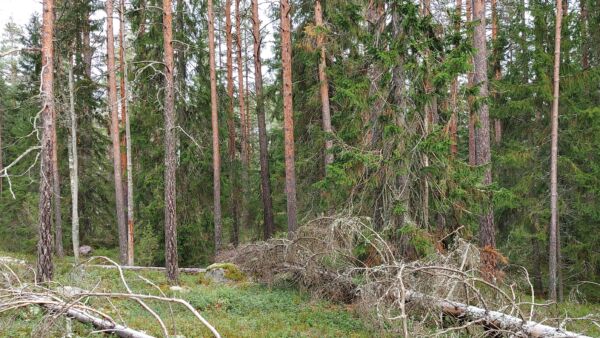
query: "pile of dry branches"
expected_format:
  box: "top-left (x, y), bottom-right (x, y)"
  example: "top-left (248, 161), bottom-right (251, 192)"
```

top-left (222, 216), bottom-right (596, 337)
top-left (0, 257), bottom-right (220, 338)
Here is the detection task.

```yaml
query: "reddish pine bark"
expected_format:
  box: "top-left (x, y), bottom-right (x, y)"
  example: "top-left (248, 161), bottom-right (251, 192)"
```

top-left (280, 0), bottom-right (298, 235)
top-left (37, 0), bottom-right (55, 282)
top-left (315, 0), bottom-right (333, 170)
top-left (473, 0), bottom-right (496, 280)
top-left (163, 0), bottom-right (179, 284)
top-left (208, 0), bottom-right (223, 255)
top-left (251, 0), bottom-right (275, 239)
top-left (106, 0), bottom-right (128, 265)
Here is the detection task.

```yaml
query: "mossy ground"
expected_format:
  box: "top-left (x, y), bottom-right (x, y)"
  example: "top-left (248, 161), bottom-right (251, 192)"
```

top-left (0, 251), bottom-right (378, 337)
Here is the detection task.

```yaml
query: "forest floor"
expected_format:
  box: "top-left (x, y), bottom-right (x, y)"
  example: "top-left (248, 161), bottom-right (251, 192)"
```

top-left (0, 250), bottom-right (380, 337)
top-left (0, 249), bottom-right (598, 337)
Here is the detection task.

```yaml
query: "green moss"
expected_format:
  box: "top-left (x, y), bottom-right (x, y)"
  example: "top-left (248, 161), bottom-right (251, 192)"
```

top-left (206, 262), bottom-right (246, 282)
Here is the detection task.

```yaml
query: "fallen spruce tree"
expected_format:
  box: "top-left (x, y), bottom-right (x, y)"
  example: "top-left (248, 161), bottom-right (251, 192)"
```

top-left (218, 216), bottom-right (596, 337)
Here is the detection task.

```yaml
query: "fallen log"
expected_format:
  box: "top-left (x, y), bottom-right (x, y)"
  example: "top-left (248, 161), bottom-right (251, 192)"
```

top-left (406, 290), bottom-right (590, 338)
top-left (47, 302), bottom-right (154, 338)
top-left (85, 264), bottom-right (206, 274)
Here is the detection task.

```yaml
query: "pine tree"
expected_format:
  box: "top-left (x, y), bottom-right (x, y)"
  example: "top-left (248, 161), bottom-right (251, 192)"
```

top-left (163, 0), bottom-right (179, 284)
top-left (37, 0), bottom-right (55, 282)
top-left (315, 0), bottom-right (333, 170)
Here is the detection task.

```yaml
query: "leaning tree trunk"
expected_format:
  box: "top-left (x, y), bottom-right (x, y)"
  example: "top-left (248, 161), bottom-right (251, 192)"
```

top-left (106, 0), bottom-right (128, 265)
top-left (163, 0), bottom-right (179, 285)
top-left (118, 0), bottom-right (134, 266)
top-left (67, 53), bottom-right (80, 262)
top-left (37, 0), bottom-right (55, 282)
top-left (473, 0), bottom-right (496, 281)
top-left (280, 0), bottom-right (298, 235)
top-left (208, 0), bottom-right (223, 258)
top-left (251, 0), bottom-right (275, 240)
top-left (549, 0), bottom-right (562, 302)
top-left (315, 0), bottom-right (333, 171)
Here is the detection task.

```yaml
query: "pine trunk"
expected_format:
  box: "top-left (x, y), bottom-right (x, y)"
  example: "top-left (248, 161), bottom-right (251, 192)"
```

top-left (280, 0), bottom-right (298, 235)
top-left (106, 0), bottom-right (128, 265)
top-left (236, 0), bottom-right (250, 230)
top-left (67, 54), bottom-right (80, 262)
top-left (119, 0), bottom-right (134, 266)
top-left (492, 0), bottom-right (502, 144)
top-left (37, 0), bottom-right (55, 282)
top-left (466, 0), bottom-right (476, 166)
top-left (449, 0), bottom-right (460, 156)
top-left (251, 0), bottom-right (275, 240)
top-left (225, 0), bottom-right (240, 248)
top-left (473, 0), bottom-right (496, 280)
top-left (163, 0), bottom-right (179, 285)
top-left (580, 0), bottom-right (589, 69)
top-left (549, 0), bottom-right (562, 302)
top-left (208, 0), bottom-right (223, 257)
top-left (315, 0), bottom-right (333, 170)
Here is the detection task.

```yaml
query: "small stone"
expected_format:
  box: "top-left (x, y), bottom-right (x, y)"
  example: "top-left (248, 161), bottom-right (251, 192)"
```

top-left (79, 245), bottom-right (93, 256)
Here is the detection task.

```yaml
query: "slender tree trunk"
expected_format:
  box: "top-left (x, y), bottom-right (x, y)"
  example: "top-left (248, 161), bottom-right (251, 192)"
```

top-left (580, 0), bottom-right (588, 69)
top-left (208, 0), bottom-right (223, 256)
top-left (37, 0), bottom-right (55, 282)
top-left (449, 0), bottom-right (461, 156)
top-left (549, 0), bottom-right (562, 302)
top-left (163, 0), bottom-right (179, 285)
top-left (225, 0), bottom-right (240, 247)
top-left (67, 53), bottom-right (80, 262)
top-left (83, 4), bottom-right (92, 81)
top-left (236, 0), bottom-right (250, 231)
top-left (467, 0), bottom-right (476, 166)
top-left (280, 0), bottom-right (298, 235)
top-left (0, 104), bottom-right (3, 194)
top-left (251, 0), bottom-right (275, 239)
top-left (119, 0), bottom-right (134, 266)
top-left (421, 0), bottom-right (432, 229)
top-left (315, 0), bottom-right (333, 171)
top-left (51, 100), bottom-right (63, 257)
top-left (492, 0), bottom-right (502, 144)
top-left (106, 0), bottom-right (128, 265)
top-left (473, 0), bottom-right (496, 280)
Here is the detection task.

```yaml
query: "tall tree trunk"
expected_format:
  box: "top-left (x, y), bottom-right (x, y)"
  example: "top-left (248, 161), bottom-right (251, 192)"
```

top-left (492, 0), bottom-right (502, 144)
top-left (106, 0), bottom-right (128, 265)
top-left (225, 0), bottom-right (240, 247)
top-left (449, 0), bottom-right (461, 156)
top-left (473, 0), bottom-right (496, 281)
top-left (280, 0), bottom-right (298, 235)
top-left (236, 0), bottom-right (250, 230)
top-left (0, 104), bottom-right (3, 194)
top-left (466, 0), bottom-right (476, 166)
top-left (421, 0), bottom-right (432, 229)
top-left (580, 0), bottom-right (589, 69)
top-left (315, 0), bottom-right (333, 171)
top-left (37, 0), bottom-right (55, 282)
top-left (119, 0), bottom-right (134, 266)
top-left (163, 0), bottom-right (179, 285)
top-left (208, 0), bottom-right (223, 256)
top-left (549, 0), bottom-right (562, 302)
top-left (82, 2), bottom-right (92, 80)
top-left (251, 0), bottom-right (275, 240)
top-left (52, 99), bottom-right (63, 257)
top-left (68, 54), bottom-right (80, 262)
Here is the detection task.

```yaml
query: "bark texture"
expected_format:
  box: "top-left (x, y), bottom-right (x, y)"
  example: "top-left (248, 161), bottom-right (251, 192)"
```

top-left (549, 0), bottom-right (562, 302)
top-left (225, 0), bottom-right (240, 248)
top-left (163, 0), bottom-right (179, 284)
top-left (236, 0), bottom-right (250, 231)
top-left (251, 0), bottom-right (275, 239)
top-left (51, 100), bottom-right (63, 257)
top-left (473, 0), bottom-right (496, 279)
top-left (68, 54), bottom-right (80, 262)
top-left (492, 0), bottom-right (502, 144)
top-left (37, 0), bottom-right (55, 282)
top-left (106, 0), bottom-right (128, 265)
top-left (280, 0), bottom-right (298, 235)
top-left (118, 0), bottom-right (134, 266)
top-left (315, 0), bottom-right (333, 170)
top-left (208, 0), bottom-right (223, 255)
